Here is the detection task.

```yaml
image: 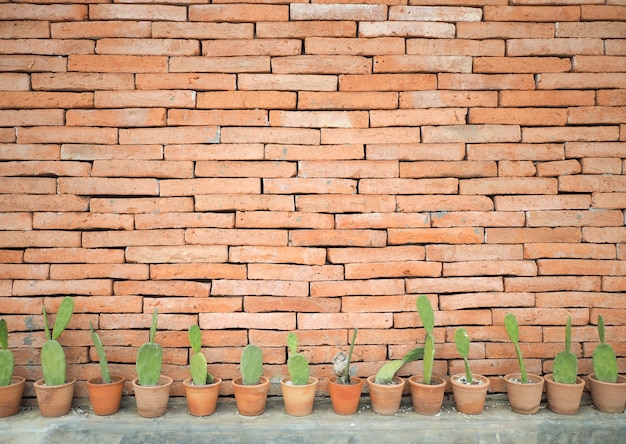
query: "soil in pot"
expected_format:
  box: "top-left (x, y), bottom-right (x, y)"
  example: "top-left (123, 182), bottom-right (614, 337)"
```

top-left (0, 376), bottom-right (26, 418)
top-left (504, 373), bottom-right (545, 415)
top-left (366, 375), bottom-right (405, 416)
top-left (280, 376), bottom-right (318, 417)
top-left (34, 378), bottom-right (76, 417)
top-left (588, 373), bottom-right (626, 414)
top-left (451, 374), bottom-right (490, 415)
top-left (87, 375), bottom-right (124, 416)
top-left (408, 375), bottom-right (447, 416)
top-left (132, 375), bottom-right (173, 418)
top-left (232, 376), bottom-right (270, 416)
top-left (328, 376), bottom-right (363, 415)
top-left (545, 373), bottom-right (585, 415)
top-left (183, 377), bottom-right (222, 417)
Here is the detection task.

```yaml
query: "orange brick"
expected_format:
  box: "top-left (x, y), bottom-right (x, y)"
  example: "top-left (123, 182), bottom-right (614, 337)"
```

top-left (483, 6), bottom-right (580, 22)
top-left (69, 55), bottom-right (168, 73)
top-left (0, 264), bottom-right (48, 280)
top-left (389, 227), bottom-right (484, 245)
top-left (535, 159), bottom-right (581, 177)
top-left (397, 195), bottom-right (494, 212)
top-left (374, 55), bottom-right (471, 73)
top-left (0, 92), bottom-right (93, 109)
top-left (145, 297), bottom-right (242, 315)
top-left (195, 194), bottom-right (293, 212)
top-left (0, 73), bottom-right (30, 91)
top-left (444, 260), bottom-right (537, 277)
top-left (407, 276), bottom-right (503, 294)
top-left (581, 4), bottom-right (626, 21)
top-left (51, 21), bottom-right (152, 39)
top-left (197, 91), bottom-right (295, 109)
top-left (593, 193), bottom-right (626, 209)
top-left (290, 229), bottom-right (387, 247)
top-left (92, 198), bottom-right (195, 215)
top-left (537, 292), bottom-right (624, 309)
top-left (0, 213), bottom-right (30, 231)
top-left (32, 73), bottom-right (135, 91)
top-left (187, 228), bottom-right (287, 247)
top-left (120, 127), bottom-right (219, 145)
top-left (248, 264), bottom-right (342, 281)
top-left (264, 178), bottom-right (356, 194)
top-left (345, 261), bottom-right (441, 279)
top-left (114, 280), bottom-right (211, 298)
top-left (235, 212), bottom-right (333, 229)
top-left (190, 4), bottom-right (289, 22)
top-left (342, 294), bottom-right (418, 313)
top-left (440, 292), bottom-right (534, 311)
top-left (431, 211), bottom-right (525, 228)
top-left (457, 22), bottom-right (555, 39)
top-left (539, 259), bottom-right (626, 276)
top-left (0, 144), bottom-right (60, 160)
top-left (422, 125), bottom-right (520, 143)
top-left (50, 264), bottom-right (148, 280)
top-left (0, 109), bottom-right (64, 126)
top-left (500, 90), bottom-right (595, 107)
top-left (166, 144), bottom-right (264, 160)
top-left (256, 21), bottom-right (355, 38)
top-left (322, 128), bottom-right (421, 144)
top-left (498, 160), bottom-right (537, 177)
top-left (0, 3), bottom-right (87, 21)
top-left (560, 174), bottom-right (626, 193)
top-left (67, 108), bottom-right (166, 127)
top-left (558, 22), bottom-right (626, 39)
top-left (58, 177), bottom-right (158, 196)
top-left (126, 245), bottom-right (228, 264)
top-left (311, 279), bottom-right (404, 297)
top-left (334, 213), bottom-right (430, 230)
top-left (527, 209), bottom-right (623, 227)
top-left (569, 106), bottom-right (626, 125)
top-left (269, 111), bottom-right (368, 128)
top-left (96, 38), bottom-right (199, 56)
top-left (339, 74), bottom-right (436, 92)
top-left (439, 73), bottom-right (535, 90)
top-left (200, 312), bottom-right (295, 330)
top-left (508, 38), bottom-right (604, 57)
top-left (32, 212), bottom-right (133, 230)
top-left (203, 39), bottom-right (301, 57)
top-left (371, 108), bottom-right (466, 127)
top-left (239, 74), bottom-right (336, 92)
top-left (169, 56), bottom-right (270, 73)
top-left (583, 227), bottom-right (626, 243)
top-left (328, 246), bottom-right (425, 263)
top-left (0, 55), bottom-right (66, 72)
top-left (90, 4), bottom-right (186, 21)
top-left (461, 177), bottom-right (558, 195)
top-left (604, 277), bottom-right (626, 292)
top-left (0, 38), bottom-right (93, 55)
top-left (367, 143), bottom-right (465, 160)
top-left (493, 308), bottom-right (589, 326)
top-left (0, 177), bottom-right (55, 194)
top-left (230, 246), bottom-right (326, 265)
top-left (470, 108), bottom-right (567, 126)
top-left (61, 144), bottom-right (162, 160)
top-left (401, 160), bottom-right (496, 178)
top-left (400, 91), bottom-right (497, 108)
top-left (151, 263), bottom-right (246, 280)
top-left (82, 229), bottom-right (184, 248)
top-left (0, 21), bottom-right (49, 39)
top-left (494, 194), bottom-right (591, 211)
top-left (18, 127), bottom-right (117, 145)
top-left (360, 178), bottom-right (458, 194)
top-left (299, 91), bottom-right (397, 110)
top-left (395, 309), bottom-right (492, 328)
top-left (152, 21), bottom-right (253, 39)
top-left (537, 73), bottom-right (626, 89)
top-left (428, 244), bottom-right (522, 262)
top-left (222, 127), bottom-right (319, 145)
top-left (12, 279), bottom-right (112, 296)
top-left (582, 158), bottom-right (622, 175)
top-left (523, 126), bottom-right (620, 143)
top-left (407, 38), bottom-right (503, 56)
top-left (136, 73), bottom-right (235, 91)
top-left (0, 194), bottom-right (88, 212)
top-left (270, 143), bottom-right (360, 160)
top-left (306, 37), bottom-right (404, 55)
top-left (505, 276), bottom-right (601, 293)
top-left (272, 55), bottom-right (371, 74)
top-left (196, 160), bottom-right (294, 178)
top-left (95, 90), bottom-right (194, 108)
top-left (24, 248), bottom-right (124, 264)
top-left (299, 313), bottom-right (392, 330)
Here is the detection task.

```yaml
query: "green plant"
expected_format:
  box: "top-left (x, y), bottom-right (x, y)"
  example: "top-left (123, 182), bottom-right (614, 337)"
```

top-left (332, 328), bottom-right (358, 385)
top-left (454, 328), bottom-right (473, 384)
top-left (188, 324), bottom-right (213, 385)
top-left (0, 318), bottom-right (14, 386)
top-left (41, 296), bottom-right (74, 386)
top-left (287, 332), bottom-right (310, 385)
top-left (553, 316), bottom-right (578, 384)
top-left (89, 321), bottom-right (111, 384)
top-left (417, 295), bottom-right (435, 385)
top-left (374, 347), bottom-right (424, 385)
top-left (240, 344), bottom-right (263, 385)
top-left (593, 315), bottom-right (618, 383)
top-left (504, 313), bottom-right (527, 384)
top-left (136, 308), bottom-right (162, 386)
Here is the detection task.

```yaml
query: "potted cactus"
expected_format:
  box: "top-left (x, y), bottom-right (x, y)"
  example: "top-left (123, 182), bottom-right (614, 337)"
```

top-left (182, 324), bottom-right (222, 416)
top-left (502, 313), bottom-right (545, 415)
top-left (280, 332), bottom-right (318, 416)
top-left (408, 296), bottom-right (447, 415)
top-left (232, 344), bottom-right (269, 416)
top-left (132, 308), bottom-right (173, 418)
top-left (588, 315), bottom-right (626, 413)
top-left (328, 328), bottom-right (363, 415)
top-left (367, 346), bottom-right (424, 415)
top-left (86, 321), bottom-right (125, 416)
top-left (545, 316), bottom-right (585, 414)
top-left (0, 318), bottom-right (25, 418)
top-left (33, 296), bottom-right (76, 417)
top-left (450, 328), bottom-right (490, 415)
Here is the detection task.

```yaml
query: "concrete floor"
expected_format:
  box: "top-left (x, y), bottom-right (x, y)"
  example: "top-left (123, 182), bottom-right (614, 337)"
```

top-left (1, 394), bottom-right (625, 444)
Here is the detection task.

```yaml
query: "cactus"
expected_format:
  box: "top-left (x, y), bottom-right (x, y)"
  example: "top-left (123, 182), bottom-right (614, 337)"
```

top-left (504, 313), bottom-right (527, 384)
top-left (240, 344), bottom-right (263, 385)
top-left (188, 324), bottom-right (213, 385)
top-left (136, 308), bottom-right (162, 387)
top-left (0, 318), bottom-right (14, 386)
top-left (454, 328), bottom-right (474, 384)
top-left (90, 321), bottom-right (111, 384)
top-left (417, 295), bottom-right (435, 385)
top-left (333, 328), bottom-right (358, 385)
top-left (593, 315), bottom-right (618, 383)
top-left (553, 316), bottom-right (578, 384)
top-left (287, 332), bottom-right (309, 385)
top-left (41, 297), bottom-right (74, 386)
top-left (375, 347), bottom-right (424, 384)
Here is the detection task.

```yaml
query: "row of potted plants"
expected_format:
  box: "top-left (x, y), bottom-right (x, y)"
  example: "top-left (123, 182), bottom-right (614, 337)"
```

top-left (0, 296), bottom-right (625, 419)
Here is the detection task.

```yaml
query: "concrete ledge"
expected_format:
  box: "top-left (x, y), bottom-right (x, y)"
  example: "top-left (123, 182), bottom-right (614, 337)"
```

top-left (2, 395), bottom-right (625, 444)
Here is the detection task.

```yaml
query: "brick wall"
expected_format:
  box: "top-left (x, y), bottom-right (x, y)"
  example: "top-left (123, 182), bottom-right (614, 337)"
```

top-left (1, 0), bottom-right (625, 399)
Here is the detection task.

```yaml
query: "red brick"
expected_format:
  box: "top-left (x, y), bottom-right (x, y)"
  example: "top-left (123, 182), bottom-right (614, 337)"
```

top-left (230, 246), bottom-right (326, 265)
top-left (235, 212), bottom-right (333, 229)
top-left (311, 279), bottom-right (404, 297)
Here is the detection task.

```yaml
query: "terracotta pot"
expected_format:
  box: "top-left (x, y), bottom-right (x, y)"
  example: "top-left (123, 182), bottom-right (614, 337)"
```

top-left (232, 376), bottom-right (270, 416)
top-left (280, 376), bottom-right (318, 416)
top-left (34, 378), bottom-right (76, 417)
top-left (132, 375), bottom-right (173, 418)
top-left (450, 373), bottom-right (490, 415)
top-left (0, 376), bottom-right (25, 418)
top-left (366, 375), bottom-right (405, 416)
top-left (588, 373), bottom-right (626, 414)
top-left (328, 376), bottom-right (363, 415)
top-left (504, 373), bottom-right (545, 415)
top-left (544, 373), bottom-right (584, 415)
top-left (87, 375), bottom-right (124, 416)
top-left (408, 375), bottom-right (446, 415)
top-left (183, 377), bottom-right (222, 417)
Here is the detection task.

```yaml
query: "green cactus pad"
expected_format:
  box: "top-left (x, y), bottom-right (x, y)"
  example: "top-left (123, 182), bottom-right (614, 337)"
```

top-left (417, 295), bottom-right (435, 334)
top-left (553, 317), bottom-right (578, 384)
top-left (136, 342), bottom-right (162, 386)
top-left (41, 339), bottom-right (66, 386)
top-left (375, 347), bottom-right (424, 384)
top-left (0, 319), bottom-right (8, 350)
top-left (188, 325), bottom-right (202, 354)
top-left (240, 345), bottom-right (263, 385)
top-left (455, 328), bottom-right (473, 384)
top-left (423, 333), bottom-right (435, 385)
top-left (593, 343), bottom-right (618, 383)
top-left (504, 313), bottom-right (527, 383)
top-left (51, 297), bottom-right (74, 341)
top-left (0, 349), bottom-right (14, 386)
top-left (288, 354), bottom-right (310, 385)
top-left (90, 322), bottom-right (111, 384)
top-left (190, 352), bottom-right (210, 385)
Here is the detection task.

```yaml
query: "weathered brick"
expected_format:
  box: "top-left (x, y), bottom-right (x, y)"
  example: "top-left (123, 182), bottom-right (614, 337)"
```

top-left (221, 127), bottom-right (319, 145)
top-left (187, 228), bottom-right (287, 247)
top-left (68, 55), bottom-right (168, 73)
top-left (90, 4), bottom-right (186, 21)
top-left (360, 178), bottom-right (458, 194)
top-left (119, 127), bottom-right (219, 145)
top-left (345, 261), bottom-right (441, 279)
top-left (61, 144), bottom-right (162, 160)
top-left (483, 6), bottom-right (580, 22)
top-left (457, 22), bottom-right (555, 39)
top-left (494, 194), bottom-right (591, 211)
top-left (335, 213), bottom-right (429, 230)
top-left (397, 195), bottom-right (494, 212)
top-left (51, 21), bottom-right (151, 39)
top-left (0, 73), bottom-right (30, 91)
top-left (203, 39), bottom-right (300, 57)
top-left (96, 38), bottom-right (200, 56)
top-left (197, 91), bottom-right (296, 109)
top-left (264, 178), bottom-right (356, 195)
top-left (431, 211), bottom-right (525, 228)
top-left (486, 227), bottom-right (581, 244)
top-left (0, 3), bottom-right (87, 21)
top-left (389, 227), bottom-right (484, 245)
top-left (235, 212), bottom-right (333, 229)
top-left (407, 39), bottom-right (504, 57)
top-left (126, 245), bottom-right (228, 264)
top-left (371, 109), bottom-right (466, 127)
top-left (438, 74), bottom-right (535, 90)
top-left (311, 279), bottom-right (404, 297)
top-left (460, 177), bottom-right (558, 195)
top-left (321, 128), bottom-right (421, 144)
top-left (359, 21), bottom-right (455, 38)
top-left (400, 91), bottom-right (497, 108)
top-left (582, 158), bottom-right (622, 175)
top-left (374, 55), bottom-right (472, 73)
top-left (166, 144), bottom-right (263, 161)
top-left (298, 313), bottom-right (393, 330)
top-left (151, 263), bottom-right (246, 280)
top-left (500, 90), bottom-right (595, 107)
top-left (256, 21), bottom-right (355, 39)
top-left (50, 264), bottom-right (148, 280)
top-left (12, 279), bottom-right (112, 296)
top-left (272, 55), bottom-right (371, 74)
top-left (196, 194), bottom-right (293, 212)
top-left (82, 229), bottom-right (184, 248)
top-left (196, 161), bottom-right (295, 178)
top-left (290, 229), bottom-right (387, 247)
top-left (0, 38), bottom-right (93, 55)
top-left (32, 212), bottom-right (133, 230)
top-left (535, 160), bottom-right (581, 177)
top-left (245, 296), bottom-right (340, 314)
top-left (0, 194), bottom-right (88, 212)
top-left (537, 73), bottom-right (626, 89)
top-left (114, 280), bottom-right (211, 298)
top-left (248, 264), bottom-right (343, 281)
top-left (270, 111), bottom-right (368, 128)
top-left (469, 108), bottom-right (567, 126)
top-left (328, 246), bottom-right (425, 263)
top-left (190, 4), bottom-right (289, 22)
top-left (299, 92), bottom-right (397, 110)
top-left (422, 125), bottom-right (521, 144)
top-left (0, 177), bottom-right (53, 194)
top-left (230, 246), bottom-right (326, 265)
top-left (306, 37), bottom-right (404, 55)
top-left (522, 126), bottom-right (620, 143)
top-left (291, 4), bottom-right (387, 21)
top-left (67, 108), bottom-right (166, 127)
top-left (0, 92), bottom-right (93, 109)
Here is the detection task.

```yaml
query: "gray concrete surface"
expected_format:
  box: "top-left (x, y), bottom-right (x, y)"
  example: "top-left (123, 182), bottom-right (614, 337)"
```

top-left (1, 394), bottom-right (624, 444)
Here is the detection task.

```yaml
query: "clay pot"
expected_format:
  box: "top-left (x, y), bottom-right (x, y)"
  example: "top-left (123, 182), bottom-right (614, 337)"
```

top-left (183, 377), bottom-right (222, 416)
top-left (87, 375), bottom-right (125, 416)
top-left (328, 376), bottom-right (363, 415)
top-left (34, 378), bottom-right (76, 417)
top-left (588, 373), bottom-right (626, 413)
top-left (366, 375), bottom-right (405, 416)
top-left (280, 376), bottom-right (318, 416)
top-left (544, 373), bottom-right (585, 415)
top-left (504, 373), bottom-right (545, 415)
top-left (450, 373), bottom-right (490, 415)
top-left (408, 375), bottom-right (447, 415)
top-left (132, 375), bottom-right (173, 418)
top-left (0, 376), bottom-right (25, 418)
top-left (232, 376), bottom-right (270, 416)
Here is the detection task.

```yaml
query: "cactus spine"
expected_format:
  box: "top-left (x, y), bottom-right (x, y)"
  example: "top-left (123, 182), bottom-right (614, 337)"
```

top-left (90, 321), bottom-right (111, 384)
top-left (0, 318), bottom-right (14, 386)
top-left (417, 295), bottom-right (435, 385)
top-left (333, 328), bottom-right (358, 385)
top-left (188, 325), bottom-right (213, 385)
top-left (455, 328), bottom-right (473, 384)
top-left (41, 297), bottom-right (74, 386)
top-left (375, 347), bottom-right (424, 384)
top-left (593, 315), bottom-right (618, 383)
top-left (553, 316), bottom-right (578, 384)
top-left (504, 313), bottom-right (527, 384)
top-left (136, 308), bottom-right (162, 386)
top-left (287, 332), bottom-right (309, 386)
top-left (240, 344), bottom-right (263, 385)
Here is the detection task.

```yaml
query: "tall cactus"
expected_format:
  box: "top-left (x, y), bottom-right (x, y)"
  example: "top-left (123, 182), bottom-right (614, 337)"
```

top-left (455, 328), bottom-right (473, 384)
top-left (240, 344), bottom-right (263, 385)
top-left (136, 308), bottom-right (162, 386)
top-left (188, 324), bottom-right (213, 385)
top-left (417, 295), bottom-right (435, 385)
top-left (375, 347), bottom-right (424, 384)
top-left (287, 332), bottom-right (310, 385)
top-left (90, 321), bottom-right (111, 384)
top-left (553, 316), bottom-right (578, 384)
top-left (0, 319), bottom-right (14, 386)
top-left (593, 315), bottom-right (618, 383)
top-left (41, 297), bottom-right (74, 386)
top-left (504, 313), bottom-right (527, 384)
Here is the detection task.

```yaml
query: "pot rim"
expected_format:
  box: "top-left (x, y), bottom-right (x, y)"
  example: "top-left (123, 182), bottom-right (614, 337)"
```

top-left (131, 375), bottom-right (173, 388)
top-left (544, 373), bottom-right (585, 387)
top-left (588, 373), bottom-right (626, 384)
top-left (34, 378), bottom-right (77, 388)
top-left (182, 376), bottom-right (222, 388)
top-left (450, 373), bottom-right (490, 387)
top-left (408, 374), bottom-right (446, 386)
top-left (328, 375), bottom-right (363, 386)
top-left (231, 375), bottom-right (270, 387)
top-left (504, 372), bottom-right (545, 385)
top-left (366, 374), bottom-right (405, 387)
top-left (280, 376), bottom-right (318, 387)
top-left (86, 375), bottom-right (124, 386)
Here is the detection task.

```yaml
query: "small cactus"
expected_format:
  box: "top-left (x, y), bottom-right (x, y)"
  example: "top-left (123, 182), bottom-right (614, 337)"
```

top-left (417, 295), bottom-right (435, 385)
top-left (332, 328), bottom-right (358, 385)
top-left (504, 313), bottom-right (527, 384)
top-left (287, 332), bottom-right (309, 385)
top-left (0, 318), bottom-right (14, 386)
top-left (593, 315), bottom-right (618, 383)
top-left (240, 344), bottom-right (263, 385)
top-left (136, 308), bottom-right (162, 387)
top-left (188, 325), bottom-right (213, 385)
top-left (41, 297), bottom-right (74, 386)
top-left (454, 328), bottom-right (473, 384)
top-left (553, 316), bottom-right (578, 384)
top-left (374, 347), bottom-right (424, 384)
top-left (90, 321), bottom-right (111, 384)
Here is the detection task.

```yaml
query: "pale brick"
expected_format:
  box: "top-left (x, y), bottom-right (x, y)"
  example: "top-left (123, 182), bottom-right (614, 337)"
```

top-left (190, 4), bottom-right (289, 22)
top-left (0, 73), bottom-right (31, 91)
top-left (248, 263), bottom-right (343, 281)
top-left (239, 74), bottom-right (336, 92)
top-left (90, 4), bottom-right (187, 21)
top-left (263, 178), bottom-right (356, 195)
top-left (195, 194), bottom-right (294, 212)
top-left (367, 143), bottom-right (465, 160)
top-left (270, 111), bottom-right (368, 128)
top-left (359, 21), bottom-right (455, 38)
top-left (32, 212), bottom-right (134, 230)
top-left (230, 246), bottom-right (326, 265)
top-left (18, 127), bottom-right (117, 145)
top-left (345, 261), bottom-right (441, 279)
top-left (374, 55), bottom-right (472, 73)
top-left (535, 159), bottom-right (581, 177)
top-left (212, 279), bottom-right (308, 297)
top-left (335, 213), bottom-right (430, 230)
top-left (166, 144), bottom-right (263, 161)
top-left (0, 55), bottom-right (66, 73)
top-left (94, 90), bottom-right (194, 108)
top-left (221, 127), bottom-right (319, 145)
top-left (265, 143), bottom-right (364, 161)
top-left (50, 264), bottom-right (149, 280)
top-left (82, 229), bottom-right (184, 248)
top-left (96, 38), bottom-right (200, 56)
top-left (400, 91), bottom-right (498, 108)
top-left (0, 194), bottom-right (88, 212)
top-left (290, 229), bottom-right (387, 247)
top-left (169, 56), bottom-right (270, 73)
top-left (389, 6), bottom-right (482, 21)
top-left (428, 244), bottom-right (523, 262)
top-left (422, 125), bottom-right (521, 144)
top-left (444, 260), bottom-right (537, 277)
top-left (468, 143), bottom-right (564, 161)
top-left (136, 73), bottom-right (235, 91)
top-left (0, 92), bottom-right (93, 109)
top-left (236, 211), bottom-right (333, 229)
top-left (431, 211), bottom-right (525, 228)
top-left (371, 109), bottom-right (466, 127)
top-left (389, 227), bottom-right (484, 245)
top-left (494, 195), bottom-right (591, 211)
top-left (134, 212), bottom-right (232, 229)
top-left (197, 91), bottom-right (296, 109)
top-left (406, 276), bottom-right (504, 294)
top-left (460, 177), bottom-right (558, 195)
top-left (305, 37), bottom-right (405, 55)
top-left (0, 109), bottom-right (64, 126)
top-left (32, 73), bottom-right (135, 92)
top-left (67, 108), bottom-right (166, 127)
top-left (299, 91), bottom-right (397, 110)
top-left (195, 161), bottom-right (295, 178)
top-left (151, 263), bottom-right (246, 281)
top-left (0, 4), bottom-right (87, 21)
top-left (483, 6), bottom-right (580, 22)
top-left (68, 55), bottom-right (168, 73)
top-left (407, 39), bottom-right (504, 57)
top-left (522, 126), bottom-right (620, 143)
top-left (328, 246), bottom-right (426, 264)
top-left (438, 73), bottom-right (535, 90)
top-left (203, 39), bottom-right (301, 57)
top-left (24, 248), bottom-right (125, 264)
top-left (397, 195), bottom-right (494, 212)
top-left (51, 21), bottom-right (152, 39)
top-left (290, 4), bottom-right (387, 21)
top-left (360, 178), bottom-right (458, 194)
top-left (119, 127), bottom-right (219, 145)
top-left (61, 144), bottom-right (162, 160)
top-left (500, 90), bottom-right (595, 107)
top-left (186, 228), bottom-right (287, 247)
top-left (170, 109), bottom-right (268, 129)
top-left (321, 128), bottom-right (421, 144)
top-left (58, 177), bottom-right (158, 196)
top-left (272, 55), bottom-right (371, 74)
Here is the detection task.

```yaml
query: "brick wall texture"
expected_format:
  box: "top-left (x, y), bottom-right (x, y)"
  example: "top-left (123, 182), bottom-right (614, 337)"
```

top-left (1, 0), bottom-right (625, 399)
